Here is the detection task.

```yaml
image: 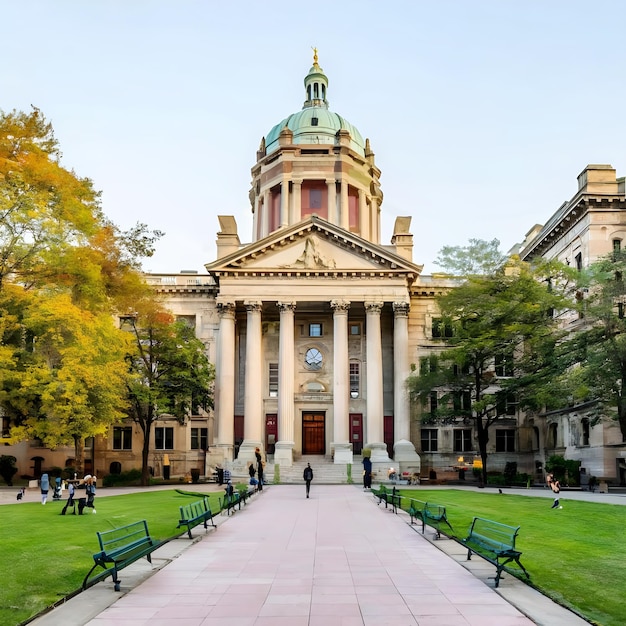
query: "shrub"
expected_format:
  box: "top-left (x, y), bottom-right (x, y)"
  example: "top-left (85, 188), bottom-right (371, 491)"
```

top-left (102, 468), bottom-right (142, 487)
top-left (504, 462), bottom-right (518, 485)
top-left (0, 456), bottom-right (18, 486)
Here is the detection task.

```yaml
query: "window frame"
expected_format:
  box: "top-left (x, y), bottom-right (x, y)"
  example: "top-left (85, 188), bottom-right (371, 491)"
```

top-left (113, 426), bottom-right (132, 451)
top-left (154, 426), bottom-right (174, 450)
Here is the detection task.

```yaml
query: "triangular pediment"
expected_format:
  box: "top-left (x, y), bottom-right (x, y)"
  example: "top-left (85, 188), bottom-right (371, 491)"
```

top-left (206, 216), bottom-right (423, 278)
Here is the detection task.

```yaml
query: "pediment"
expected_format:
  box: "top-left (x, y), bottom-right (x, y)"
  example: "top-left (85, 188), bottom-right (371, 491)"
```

top-left (206, 217), bottom-right (423, 278)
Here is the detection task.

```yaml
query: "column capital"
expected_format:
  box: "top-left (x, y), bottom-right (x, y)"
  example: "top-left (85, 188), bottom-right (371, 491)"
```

top-left (277, 301), bottom-right (296, 313)
top-left (392, 301), bottom-right (410, 317)
top-left (325, 178), bottom-right (337, 185)
top-left (330, 299), bottom-right (351, 313)
top-left (217, 301), bottom-right (236, 318)
top-left (244, 300), bottom-right (263, 313)
top-left (365, 301), bottom-right (384, 314)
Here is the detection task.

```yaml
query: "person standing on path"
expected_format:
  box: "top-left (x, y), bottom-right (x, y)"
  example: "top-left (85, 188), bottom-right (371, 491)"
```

top-left (303, 462), bottom-right (313, 498)
top-left (362, 456), bottom-right (372, 490)
top-left (255, 447), bottom-right (264, 491)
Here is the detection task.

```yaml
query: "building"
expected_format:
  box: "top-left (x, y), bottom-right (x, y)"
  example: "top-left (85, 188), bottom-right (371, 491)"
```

top-left (518, 164), bottom-right (626, 485)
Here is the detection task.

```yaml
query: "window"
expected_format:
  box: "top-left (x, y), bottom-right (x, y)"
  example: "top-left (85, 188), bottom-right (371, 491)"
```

top-left (311, 116), bottom-right (319, 126)
top-left (581, 418), bottom-right (590, 446)
top-left (155, 427), bottom-right (174, 450)
top-left (432, 318), bottom-right (453, 338)
top-left (349, 323), bottom-right (361, 336)
top-left (495, 352), bottom-right (514, 377)
top-left (496, 392), bottom-right (517, 416)
top-left (613, 239), bottom-right (622, 252)
top-left (191, 427), bottom-right (208, 451)
top-left (309, 189), bottom-right (322, 210)
top-left (575, 252), bottom-right (583, 271)
top-left (454, 429), bottom-right (472, 452)
top-left (350, 362), bottom-right (360, 398)
top-left (113, 427), bottom-right (132, 450)
top-left (496, 429), bottom-right (515, 452)
top-left (305, 348), bottom-right (323, 370)
top-left (269, 363), bottom-right (278, 397)
top-left (453, 390), bottom-right (472, 412)
top-left (429, 391), bottom-right (438, 415)
top-left (309, 323), bottom-right (322, 337)
top-left (421, 429), bottom-right (438, 452)
top-left (548, 423), bottom-right (558, 448)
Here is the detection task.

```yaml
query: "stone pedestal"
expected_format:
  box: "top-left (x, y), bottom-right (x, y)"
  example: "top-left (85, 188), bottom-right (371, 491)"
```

top-left (332, 442), bottom-right (353, 464)
top-left (393, 439), bottom-right (421, 474)
top-left (273, 441), bottom-right (294, 467)
top-left (236, 440), bottom-right (263, 468)
top-left (366, 441), bottom-right (392, 463)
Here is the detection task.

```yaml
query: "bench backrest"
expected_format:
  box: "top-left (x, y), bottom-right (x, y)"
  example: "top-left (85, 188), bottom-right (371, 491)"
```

top-left (180, 497), bottom-right (211, 520)
top-left (97, 520), bottom-right (151, 554)
top-left (407, 498), bottom-right (427, 511)
top-left (424, 503), bottom-right (446, 520)
top-left (466, 517), bottom-right (519, 551)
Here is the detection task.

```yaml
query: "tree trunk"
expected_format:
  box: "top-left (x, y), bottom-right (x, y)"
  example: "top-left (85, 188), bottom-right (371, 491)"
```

top-left (73, 435), bottom-right (85, 477)
top-left (141, 420), bottom-right (151, 486)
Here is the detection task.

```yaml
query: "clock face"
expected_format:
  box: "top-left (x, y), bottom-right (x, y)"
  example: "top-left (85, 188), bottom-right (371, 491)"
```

top-left (305, 348), bottom-right (323, 370)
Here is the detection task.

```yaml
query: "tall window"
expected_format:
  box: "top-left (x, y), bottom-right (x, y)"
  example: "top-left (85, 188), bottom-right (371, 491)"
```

top-left (613, 239), bottom-right (622, 252)
top-left (454, 429), bottom-right (472, 452)
top-left (191, 427), bottom-right (208, 450)
top-left (575, 252), bottom-right (583, 271)
top-left (581, 418), bottom-right (590, 446)
top-left (429, 391), bottom-right (438, 415)
top-left (495, 429), bottom-right (515, 452)
top-left (309, 323), bottom-right (323, 337)
top-left (432, 318), bottom-right (453, 338)
top-left (453, 390), bottom-right (472, 412)
top-left (421, 429), bottom-right (438, 452)
top-left (496, 392), bottom-right (517, 416)
top-left (269, 363), bottom-right (278, 397)
top-left (113, 427), bottom-right (132, 450)
top-left (495, 352), bottom-right (514, 377)
top-left (155, 427), bottom-right (174, 450)
top-left (350, 362), bottom-right (360, 398)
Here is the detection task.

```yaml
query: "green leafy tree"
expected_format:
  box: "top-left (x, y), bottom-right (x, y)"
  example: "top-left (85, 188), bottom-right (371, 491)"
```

top-left (407, 257), bottom-right (575, 484)
top-left (123, 304), bottom-right (214, 485)
top-left (564, 250), bottom-right (626, 440)
top-left (434, 238), bottom-right (507, 276)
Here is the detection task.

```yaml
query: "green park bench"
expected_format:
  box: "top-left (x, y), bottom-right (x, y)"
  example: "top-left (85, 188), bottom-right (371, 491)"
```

top-left (177, 497), bottom-right (217, 539)
top-left (407, 499), bottom-right (453, 539)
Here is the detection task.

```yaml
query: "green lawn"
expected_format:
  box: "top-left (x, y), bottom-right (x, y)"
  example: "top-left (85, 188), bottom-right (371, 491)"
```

top-left (0, 489), bottom-right (223, 626)
top-left (399, 488), bottom-right (625, 626)
top-left (1, 487), bottom-right (623, 626)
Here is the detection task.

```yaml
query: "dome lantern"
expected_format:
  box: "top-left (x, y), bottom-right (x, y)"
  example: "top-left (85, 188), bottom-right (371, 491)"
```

top-left (303, 47), bottom-right (329, 109)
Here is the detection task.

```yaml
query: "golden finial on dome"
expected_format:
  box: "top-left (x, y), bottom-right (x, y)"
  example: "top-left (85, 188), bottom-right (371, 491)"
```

top-left (312, 46), bottom-right (318, 65)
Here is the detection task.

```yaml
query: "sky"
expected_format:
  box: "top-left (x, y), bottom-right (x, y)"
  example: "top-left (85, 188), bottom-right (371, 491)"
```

top-left (3, 1), bottom-right (626, 274)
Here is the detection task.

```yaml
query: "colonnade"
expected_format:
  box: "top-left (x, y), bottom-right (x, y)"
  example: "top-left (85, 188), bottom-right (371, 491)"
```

top-left (214, 298), bottom-right (411, 466)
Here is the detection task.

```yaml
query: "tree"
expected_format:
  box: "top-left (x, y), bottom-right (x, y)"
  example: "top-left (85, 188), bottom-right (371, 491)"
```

top-left (407, 257), bottom-right (575, 484)
top-left (434, 238), bottom-right (507, 276)
top-left (563, 249), bottom-right (626, 441)
top-left (123, 304), bottom-right (214, 485)
top-left (1, 289), bottom-right (131, 473)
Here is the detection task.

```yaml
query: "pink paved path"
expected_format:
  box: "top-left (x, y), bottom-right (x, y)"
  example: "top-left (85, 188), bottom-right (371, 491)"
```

top-left (87, 485), bottom-right (533, 626)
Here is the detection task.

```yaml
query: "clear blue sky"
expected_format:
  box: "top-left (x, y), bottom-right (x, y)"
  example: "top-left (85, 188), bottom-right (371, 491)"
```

top-left (4, 1), bottom-right (625, 274)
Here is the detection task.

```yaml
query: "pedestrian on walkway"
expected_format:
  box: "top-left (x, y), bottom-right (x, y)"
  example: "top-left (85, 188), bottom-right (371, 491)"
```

top-left (303, 462), bottom-right (313, 498)
top-left (362, 455), bottom-right (372, 490)
top-left (255, 447), bottom-right (264, 491)
top-left (40, 473), bottom-right (49, 505)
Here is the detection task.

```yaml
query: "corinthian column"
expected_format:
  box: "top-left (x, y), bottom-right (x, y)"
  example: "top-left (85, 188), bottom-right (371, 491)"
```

top-left (239, 301), bottom-right (263, 462)
top-left (215, 301), bottom-right (236, 460)
top-left (275, 301), bottom-right (296, 467)
top-left (392, 301), bottom-right (421, 472)
top-left (326, 179), bottom-right (337, 223)
top-left (331, 299), bottom-right (352, 463)
top-left (280, 177), bottom-right (289, 227)
top-left (365, 301), bottom-right (390, 463)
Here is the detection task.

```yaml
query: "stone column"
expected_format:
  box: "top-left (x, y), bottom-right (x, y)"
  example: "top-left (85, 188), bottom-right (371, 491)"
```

top-left (331, 299), bottom-right (352, 464)
top-left (371, 197), bottom-right (379, 244)
top-left (326, 178), bottom-right (337, 224)
top-left (340, 179), bottom-right (349, 230)
top-left (215, 302), bottom-right (236, 461)
top-left (262, 190), bottom-right (270, 238)
top-left (393, 302), bottom-right (411, 442)
top-left (280, 177), bottom-right (289, 228)
top-left (275, 301), bottom-right (296, 467)
top-left (365, 301), bottom-right (390, 463)
top-left (239, 301), bottom-right (263, 463)
top-left (292, 179), bottom-right (302, 223)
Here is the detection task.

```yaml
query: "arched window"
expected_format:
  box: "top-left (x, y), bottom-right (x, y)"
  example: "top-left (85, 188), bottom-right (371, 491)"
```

top-left (549, 423), bottom-right (558, 448)
top-left (109, 462), bottom-right (122, 475)
top-left (581, 418), bottom-right (590, 446)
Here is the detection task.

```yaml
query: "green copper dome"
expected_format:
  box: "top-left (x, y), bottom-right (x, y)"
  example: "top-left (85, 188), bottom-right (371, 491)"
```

top-left (264, 52), bottom-right (366, 156)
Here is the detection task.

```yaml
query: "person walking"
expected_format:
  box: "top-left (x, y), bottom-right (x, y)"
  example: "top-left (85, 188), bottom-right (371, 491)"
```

top-left (547, 473), bottom-right (562, 508)
top-left (255, 447), bottom-right (264, 491)
top-left (362, 456), bottom-right (372, 490)
top-left (40, 473), bottom-right (50, 505)
top-left (303, 462), bottom-right (313, 498)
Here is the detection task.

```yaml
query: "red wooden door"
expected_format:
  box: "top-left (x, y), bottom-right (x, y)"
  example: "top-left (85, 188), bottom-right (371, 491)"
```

top-left (265, 414), bottom-right (277, 454)
top-left (350, 413), bottom-right (363, 454)
top-left (302, 412), bottom-right (325, 454)
top-left (384, 415), bottom-right (394, 458)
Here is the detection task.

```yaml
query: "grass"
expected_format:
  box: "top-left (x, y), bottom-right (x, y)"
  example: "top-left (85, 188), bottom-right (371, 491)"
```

top-left (398, 488), bottom-right (625, 626)
top-left (1, 487), bottom-right (623, 626)
top-left (0, 489), bottom-right (223, 626)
